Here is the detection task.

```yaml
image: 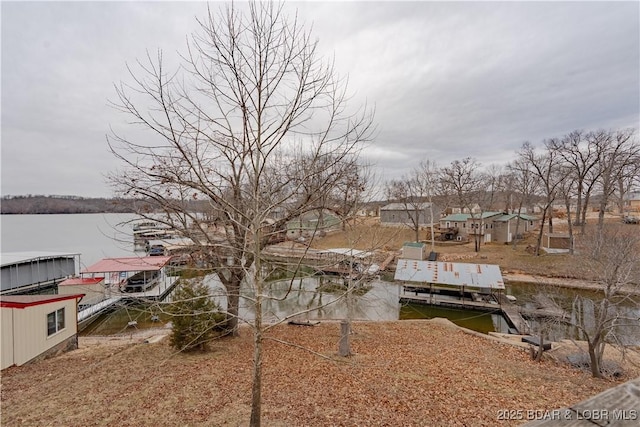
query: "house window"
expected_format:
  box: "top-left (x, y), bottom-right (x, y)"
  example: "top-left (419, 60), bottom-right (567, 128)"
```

top-left (47, 308), bottom-right (65, 336)
top-left (462, 223), bottom-right (466, 228)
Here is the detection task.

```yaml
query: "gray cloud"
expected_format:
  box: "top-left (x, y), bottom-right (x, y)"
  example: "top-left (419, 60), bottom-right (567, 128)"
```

top-left (2, 1), bottom-right (638, 197)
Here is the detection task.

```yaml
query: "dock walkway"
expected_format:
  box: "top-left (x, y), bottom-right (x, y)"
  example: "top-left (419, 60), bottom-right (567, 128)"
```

top-left (77, 276), bottom-right (179, 328)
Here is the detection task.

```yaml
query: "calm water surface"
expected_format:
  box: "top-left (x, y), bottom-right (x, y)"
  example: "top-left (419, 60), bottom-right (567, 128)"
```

top-left (1, 213), bottom-right (139, 269)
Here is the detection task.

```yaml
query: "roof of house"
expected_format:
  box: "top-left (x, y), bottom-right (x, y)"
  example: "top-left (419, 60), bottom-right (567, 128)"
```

top-left (1, 294), bottom-right (85, 309)
top-left (441, 212), bottom-right (503, 222)
top-left (440, 213), bottom-right (471, 222)
top-left (394, 259), bottom-right (505, 289)
top-left (492, 213), bottom-right (538, 222)
top-left (381, 202), bottom-right (435, 211)
top-left (59, 277), bottom-right (105, 286)
top-left (82, 256), bottom-right (173, 273)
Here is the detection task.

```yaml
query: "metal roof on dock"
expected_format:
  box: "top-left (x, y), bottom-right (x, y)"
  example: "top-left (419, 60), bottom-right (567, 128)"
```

top-left (1, 251), bottom-right (79, 267)
top-left (395, 259), bottom-right (505, 290)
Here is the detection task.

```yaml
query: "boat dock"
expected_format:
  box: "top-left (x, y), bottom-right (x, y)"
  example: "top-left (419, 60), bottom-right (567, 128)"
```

top-left (495, 294), bottom-right (530, 334)
top-left (400, 289), bottom-right (530, 334)
top-left (76, 276), bottom-right (179, 330)
top-left (74, 256), bottom-right (181, 329)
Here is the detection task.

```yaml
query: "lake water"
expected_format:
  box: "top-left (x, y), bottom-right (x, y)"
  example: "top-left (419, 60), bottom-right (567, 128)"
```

top-left (1, 213), bottom-right (509, 334)
top-left (1, 213), bottom-right (139, 269)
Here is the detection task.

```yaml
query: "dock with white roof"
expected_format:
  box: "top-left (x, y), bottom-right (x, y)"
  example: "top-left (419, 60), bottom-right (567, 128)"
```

top-left (394, 259), bottom-right (528, 334)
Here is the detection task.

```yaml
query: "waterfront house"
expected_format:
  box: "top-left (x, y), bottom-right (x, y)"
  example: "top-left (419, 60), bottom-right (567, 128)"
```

top-left (440, 212), bottom-right (539, 243)
top-left (1, 294), bottom-right (84, 370)
top-left (286, 209), bottom-right (341, 240)
top-left (490, 213), bottom-right (539, 243)
top-left (380, 202), bottom-right (442, 227)
top-left (439, 212), bottom-right (503, 242)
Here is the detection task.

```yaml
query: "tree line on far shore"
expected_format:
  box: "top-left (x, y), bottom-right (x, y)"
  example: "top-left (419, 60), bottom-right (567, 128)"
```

top-left (1, 195), bottom-right (159, 214)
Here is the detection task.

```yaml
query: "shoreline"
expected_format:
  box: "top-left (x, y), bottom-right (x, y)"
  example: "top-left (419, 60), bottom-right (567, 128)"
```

top-left (503, 273), bottom-right (640, 296)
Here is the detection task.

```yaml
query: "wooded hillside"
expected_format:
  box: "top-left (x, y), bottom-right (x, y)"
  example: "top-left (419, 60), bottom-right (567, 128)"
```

top-left (0, 195), bottom-right (139, 214)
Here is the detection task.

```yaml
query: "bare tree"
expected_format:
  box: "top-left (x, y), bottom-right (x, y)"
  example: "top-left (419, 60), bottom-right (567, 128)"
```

top-left (517, 142), bottom-right (564, 256)
top-left (439, 157), bottom-right (490, 252)
top-left (547, 130), bottom-right (600, 228)
top-left (385, 161), bottom-right (438, 245)
top-left (568, 225), bottom-right (640, 378)
top-left (590, 129), bottom-right (639, 229)
top-left (107, 2), bottom-right (375, 425)
top-left (506, 156), bottom-right (539, 249)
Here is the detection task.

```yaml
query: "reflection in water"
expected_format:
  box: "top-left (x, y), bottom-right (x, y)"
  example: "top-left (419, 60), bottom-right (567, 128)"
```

top-left (400, 304), bottom-right (510, 334)
top-left (508, 282), bottom-right (640, 345)
top-left (204, 274), bottom-right (402, 323)
top-left (87, 275), bottom-right (637, 339)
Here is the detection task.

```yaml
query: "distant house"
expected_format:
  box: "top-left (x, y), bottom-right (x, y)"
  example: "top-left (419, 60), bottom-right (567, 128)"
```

top-left (355, 202), bottom-right (384, 218)
top-left (380, 202), bottom-right (442, 227)
top-left (1, 294), bottom-right (84, 370)
top-left (491, 213), bottom-right (539, 243)
top-left (624, 192), bottom-right (640, 213)
top-left (286, 209), bottom-right (341, 240)
top-left (440, 212), bottom-right (503, 242)
top-left (440, 212), bottom-right (539, 243)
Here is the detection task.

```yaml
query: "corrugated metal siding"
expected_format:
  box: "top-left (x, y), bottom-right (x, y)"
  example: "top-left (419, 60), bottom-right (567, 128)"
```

top-left (11, 300), bottom-right (78, 366)
top-left (1, 309), bottom-right (14, 369)
top-left (394, 260), bottom-right (505, 290)
top-left (1, 257), bottom-right (75, 292)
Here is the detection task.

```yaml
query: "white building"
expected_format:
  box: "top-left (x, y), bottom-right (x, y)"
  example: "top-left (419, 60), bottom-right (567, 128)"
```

top-left (1, 294), bottom-right (84, 370)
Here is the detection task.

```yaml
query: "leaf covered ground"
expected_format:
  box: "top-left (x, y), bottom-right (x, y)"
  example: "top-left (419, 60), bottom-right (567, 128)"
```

top-left (0, 320), bottom-right (616, 426)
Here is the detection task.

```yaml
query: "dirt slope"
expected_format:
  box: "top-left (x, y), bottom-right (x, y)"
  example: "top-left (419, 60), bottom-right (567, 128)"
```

top-left (1, 320), bottom-right (617, 426)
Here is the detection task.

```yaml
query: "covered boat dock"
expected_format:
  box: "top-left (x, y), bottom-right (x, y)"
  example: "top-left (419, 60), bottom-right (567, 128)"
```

top-left (76, 256), bottom-right (179, 328)
top-left (394, 259), bottom-right (527, 333)
top-left (1, 252), bottom-right (80, 295)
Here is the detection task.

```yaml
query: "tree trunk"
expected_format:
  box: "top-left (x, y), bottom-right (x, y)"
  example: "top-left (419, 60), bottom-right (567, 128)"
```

top-left (512, 202), bottom-right (523, 250)
top-left (224, 280), bottom-right (241, 336)
top-left (250, 325), bottom-right (263, 426)
top-left (535, 332), bottom-right (545, 362)
top-left (338, 320), bottom-right (351, 357)
top-left (565, 196), bottom-right (574, 255)
top-left (534, 208), bottom-right (548, 256)
top-left (588, 339), bottom-right (603, 379)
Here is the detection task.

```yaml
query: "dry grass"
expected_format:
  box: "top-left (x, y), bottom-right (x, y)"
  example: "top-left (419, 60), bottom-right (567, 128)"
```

top-left (309, 218), bottom-right (579, 278)
top-left (0, 320), bottom-right (618, 426)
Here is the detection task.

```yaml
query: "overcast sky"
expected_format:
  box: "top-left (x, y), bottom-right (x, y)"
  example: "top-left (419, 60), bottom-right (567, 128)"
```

top-left (2, 1), bottom-right (638, 198)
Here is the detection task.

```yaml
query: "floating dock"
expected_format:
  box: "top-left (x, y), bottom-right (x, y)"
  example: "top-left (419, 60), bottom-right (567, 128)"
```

top-left (395, 259), bottom-right (531, 334)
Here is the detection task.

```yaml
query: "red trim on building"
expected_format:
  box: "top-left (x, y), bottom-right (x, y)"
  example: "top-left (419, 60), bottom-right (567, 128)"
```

top-left (0, 294), bottom-right (85, 309)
